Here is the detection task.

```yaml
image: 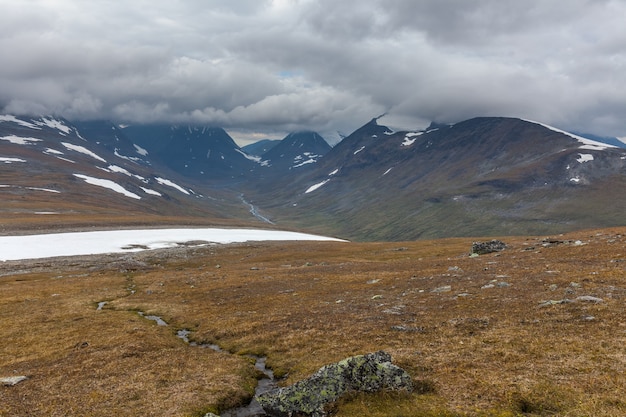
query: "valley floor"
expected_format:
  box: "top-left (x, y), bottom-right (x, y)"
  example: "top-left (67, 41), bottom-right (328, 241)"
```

top-left (1, 226), bottom-right (625, 416)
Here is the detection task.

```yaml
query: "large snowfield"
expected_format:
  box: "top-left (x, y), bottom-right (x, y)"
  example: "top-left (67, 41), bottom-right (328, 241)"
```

top-left (0, 228), bottom-right (345, 261)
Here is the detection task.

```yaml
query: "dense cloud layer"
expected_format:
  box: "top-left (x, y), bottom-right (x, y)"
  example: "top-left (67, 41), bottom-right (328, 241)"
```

top-left (2, 0), bottom-right (626, 142)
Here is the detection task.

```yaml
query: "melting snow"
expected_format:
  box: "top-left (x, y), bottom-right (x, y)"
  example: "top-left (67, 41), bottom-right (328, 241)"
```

top-left (140, 187), bottom-right (162, 196)
top-left (62, 142), bottom-right (107, 162)
top-left (305, 179), bottom-right (330, 193)
top-left (523, 119), bottom-right (617, 150)
top-left (0, 115), bottom-right (41, 129)
top-left (108, 165), bottom-right (145, 180)
top-left (73, 174), bottom-right (141, 199)
top-left (383, 167), bottom-right (393, 176)
top-left (27, 187), bottom-right (60, 193)
top-left (155, 177), bottom-right (190, 195)
top-left (329, 168), bottom-right (339, 176)
top-left (0, 157), bottom-right (26, 164)
top-left (133, 144), bottom-right (148, 156)
top-left (114, 149), bottom-right (142, 163)
top-left (35, 117), bottom-right (72, 135)
top-left (576, 153), bottom-right (594, 163)
top-left (402, 132), bottom-right (423, 146)
top-left (44, 148), bottom-right (64, 155)
top-left (0, 135), bottom-right (42, 145)
top-left (0, 228), bottom-right (345, 261)
top-left (354, 146), bottom-right (365, 155)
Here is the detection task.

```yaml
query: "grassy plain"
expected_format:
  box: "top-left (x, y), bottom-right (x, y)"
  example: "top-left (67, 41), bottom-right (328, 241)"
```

top-left (1, 227), bottom-right (625, 416)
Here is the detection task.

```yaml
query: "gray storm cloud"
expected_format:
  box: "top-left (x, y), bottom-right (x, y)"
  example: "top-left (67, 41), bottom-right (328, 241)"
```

top-left (1, 0), bottom-right (626, 140)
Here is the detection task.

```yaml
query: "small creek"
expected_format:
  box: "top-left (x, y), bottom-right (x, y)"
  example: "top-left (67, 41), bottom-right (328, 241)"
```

top-left (136, 311), bottom-right (276, 416)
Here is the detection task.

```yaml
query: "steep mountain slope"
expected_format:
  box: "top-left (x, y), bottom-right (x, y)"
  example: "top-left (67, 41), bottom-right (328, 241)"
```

top-left (241, 139), bottom-right (281, 156)
top-left (253, 131), bottom-right (331, 175)
top-left (0, 115), bottom-right (254, 232)
top-left (245, 117), bottom-right (626, 240)
top-left (122, 124), bottom-right (258, 180)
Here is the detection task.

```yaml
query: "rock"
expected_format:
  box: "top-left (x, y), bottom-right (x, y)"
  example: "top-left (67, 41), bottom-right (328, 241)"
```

top-left (538, 299), bottom-right (574, 307)
top-left (576, 295), bottom-right (604, 303)
top-left (256, 351), bottom-right (412, 417)
top-left (1, 376), bottom-right (28, 386)
top-left (471, 240), bottom-right (507, 255)
top-left (431, 285), bottom-right (452, 293)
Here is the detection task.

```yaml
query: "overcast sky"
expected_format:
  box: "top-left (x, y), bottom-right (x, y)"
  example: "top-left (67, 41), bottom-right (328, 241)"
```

top-left (2, 0), bottom-right (626, 144)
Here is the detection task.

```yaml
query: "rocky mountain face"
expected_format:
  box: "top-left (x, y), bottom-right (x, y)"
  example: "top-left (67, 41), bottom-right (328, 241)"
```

top-left (121, 124), bottom-right (258, 180)
top-left (0, 115), bottom-right (250, 229)
top-left (1, 114), bottom-right (625, 240)
top-left (251, 131), bottom-right (332, 180)
top-left (243, 117), bottom-right (626, 240)
top-left (241, 139), bottom-right (280, 156)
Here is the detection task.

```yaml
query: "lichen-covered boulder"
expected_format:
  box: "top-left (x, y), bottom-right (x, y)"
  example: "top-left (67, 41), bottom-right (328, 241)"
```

top-left (256, 351), bottom-right (412, 417)
top-left (471, 240), bottom-right (507, 255)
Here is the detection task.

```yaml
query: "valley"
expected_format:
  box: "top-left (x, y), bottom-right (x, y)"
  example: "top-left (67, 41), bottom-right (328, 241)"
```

top-left (1, 113), bottom-right (625, 416)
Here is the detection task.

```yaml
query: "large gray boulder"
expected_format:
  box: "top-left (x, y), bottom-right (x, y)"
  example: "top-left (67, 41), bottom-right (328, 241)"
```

top-left (256, 351), bottom-right (412, 417)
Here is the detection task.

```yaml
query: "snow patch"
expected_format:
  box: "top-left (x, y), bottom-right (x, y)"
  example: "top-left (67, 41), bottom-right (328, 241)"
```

top-left (62, 142), bottom-right (107, 162)
top-left (402, 132), bottom-right (423, 146)
top-left (133, 144), bottom-right (148, 156)
top-left (27, 187), bottom-right (60, 193)
top-left (0, 228), bottom-right (345, 261)
top-left (328, 168), bottom-right (339, 176)
top-left (354, 146), bottom-right (365, 155)
top-left (114, 149), bottom-right (143, 163)
top-left (35, 117), bottom-right (72, 135)
top-left (140, 187), bottom-right (162, 196)
top-left (305, 179), bottom-right (330, 193)
top-left (523, 119), bottom-right (617, 150)
top-left (73, 174), bottom-right (141, 200)
top-left (0, 135), bottom-right (42, 145)
top-left (0, 115), bottom-right (41, 129)
top-left (576, 153), bottom-right (594, 163)
top-left (108, 165), bottom-right (145, 180)
top-left (383, 167), bottom-right (393, 176)
top-left (0, 157), bottom-right (26, 164)
top-left (155, 177), bottom-right (190, 195)
top-left (44, 148), bottom-right (64, 155)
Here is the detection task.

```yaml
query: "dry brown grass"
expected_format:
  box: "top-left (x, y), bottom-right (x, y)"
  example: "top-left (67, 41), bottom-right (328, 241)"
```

top-left (2, 227), bottom-right (626, 416)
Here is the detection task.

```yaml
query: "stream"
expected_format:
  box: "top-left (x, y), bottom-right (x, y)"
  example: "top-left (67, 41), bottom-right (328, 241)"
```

top-left (136, 312), bottom-right (276, 416)
top-left (239, 195), bottom-right (275, 225)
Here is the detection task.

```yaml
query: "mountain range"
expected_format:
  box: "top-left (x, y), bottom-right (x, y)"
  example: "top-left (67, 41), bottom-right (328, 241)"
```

top-left (1, 113), bottom-right (624, 240)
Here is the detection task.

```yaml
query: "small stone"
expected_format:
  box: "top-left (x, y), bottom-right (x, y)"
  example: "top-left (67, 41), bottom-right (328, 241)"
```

top-left (481, 284), bottom-right (495, 289)
top-left (1, 376), bottom-right (28, 386)
top-left (496, 282), bottom-right (511, 288)
top-left (371, 294), bottom-right (384, 300)
top-left (576, 295), bottom-right (604, 303)
top-left (432, 285), bottom-right (452, 293)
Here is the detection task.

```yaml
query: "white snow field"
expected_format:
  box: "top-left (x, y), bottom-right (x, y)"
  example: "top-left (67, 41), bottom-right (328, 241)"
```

top-left (0, 228), bottom-right (346, 261)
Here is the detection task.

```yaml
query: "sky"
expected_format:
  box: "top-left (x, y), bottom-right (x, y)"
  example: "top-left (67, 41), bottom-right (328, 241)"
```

top-left (1, 0), bottom-right (626, 145)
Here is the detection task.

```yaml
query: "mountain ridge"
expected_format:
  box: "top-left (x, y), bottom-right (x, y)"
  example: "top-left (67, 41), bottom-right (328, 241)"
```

top-left (2, 113), bottom-right (624, 240)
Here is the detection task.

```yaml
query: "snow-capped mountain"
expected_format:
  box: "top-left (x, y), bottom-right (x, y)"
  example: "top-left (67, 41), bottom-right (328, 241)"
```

top-left (243, 117), bottom-right (626, 240)
top-left (121, 124), bottom-right (258, 179)
top-left (256, 131), bottom-right (331, 172)
top-left (2, 113), bottom-right (625, 240)
top-left (0, 114), bottom-right (252, 230)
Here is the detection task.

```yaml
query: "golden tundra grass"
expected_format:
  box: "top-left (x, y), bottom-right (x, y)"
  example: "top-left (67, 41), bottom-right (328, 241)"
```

top-left (1, 227), bottom-right (626, 416)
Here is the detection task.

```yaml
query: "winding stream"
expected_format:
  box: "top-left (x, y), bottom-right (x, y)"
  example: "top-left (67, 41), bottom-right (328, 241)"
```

top-left (134, 312), bottom-right (276, 416)
top-left (239, 194), bottom-right (275, 225)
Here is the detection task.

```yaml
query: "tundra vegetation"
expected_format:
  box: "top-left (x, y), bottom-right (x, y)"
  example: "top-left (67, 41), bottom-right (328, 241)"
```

top-left (1, 226), bottom-right (625, 416)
